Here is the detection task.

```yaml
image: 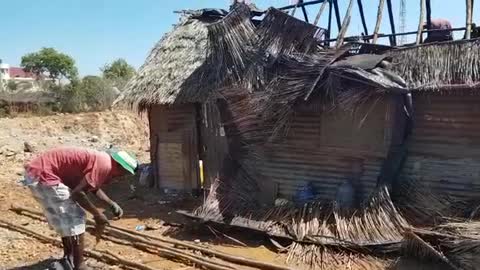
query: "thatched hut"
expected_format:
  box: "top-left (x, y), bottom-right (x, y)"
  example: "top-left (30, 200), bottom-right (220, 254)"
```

top-left (120, 11), bottom-right (229, 192)
top-left (121, 2), bottom-right (480, 269)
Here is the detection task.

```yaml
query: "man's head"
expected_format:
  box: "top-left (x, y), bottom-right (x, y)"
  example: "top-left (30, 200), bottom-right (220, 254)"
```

top-left (108, 149), bottom-right (138, 175)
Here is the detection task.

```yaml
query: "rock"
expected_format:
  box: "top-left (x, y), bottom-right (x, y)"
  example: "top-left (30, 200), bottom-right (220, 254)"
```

top-left (194, 239), bottom-right (201, 244)
top-left (89, 136), bottom-right (99, 143)
top-left (5, 152), bottom-right (15, 157)
top-left (23, 142), bottom-right (35, 153)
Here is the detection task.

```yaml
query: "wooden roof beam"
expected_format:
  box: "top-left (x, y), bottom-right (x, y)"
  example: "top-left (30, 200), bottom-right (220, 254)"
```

top-left (386, 0), bottom-right (397, 46)
top-left (357, 0), bottom-right (368, 36)
top-left (372, 0), bottom-right (385, 44)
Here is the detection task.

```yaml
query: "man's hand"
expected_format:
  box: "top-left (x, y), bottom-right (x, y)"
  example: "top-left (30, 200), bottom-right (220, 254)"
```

top-left (109, 202), bottom-right (124, 219)
top-left (93, 213), bottom-right (109, 242)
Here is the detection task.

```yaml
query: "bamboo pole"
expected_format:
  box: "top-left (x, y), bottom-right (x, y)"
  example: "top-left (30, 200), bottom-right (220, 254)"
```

top-left (416, 0), bottom-right (426, 44)
top-left (313, 0), bottom-right (329, 26)
top-left (11, 205), bottom-right (295, 270)
top-left (466, 0), bottom-right (473, 39)
top-left (373, 0), bottom-right (385, 44)
top-left (336, 0), bottom-right (354, 48)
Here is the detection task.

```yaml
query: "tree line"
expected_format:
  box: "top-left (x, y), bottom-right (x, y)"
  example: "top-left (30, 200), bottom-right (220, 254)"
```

top-left (1, 47), bottom-right (136, 113)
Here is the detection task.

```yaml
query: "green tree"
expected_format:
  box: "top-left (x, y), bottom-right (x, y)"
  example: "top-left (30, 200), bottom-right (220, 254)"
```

top-left (101, 58), bottom-right (136, 90)
top-left (21, 47), bottom-right (78, 82)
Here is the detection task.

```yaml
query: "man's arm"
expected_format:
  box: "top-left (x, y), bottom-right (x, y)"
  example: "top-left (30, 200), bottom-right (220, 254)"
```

top-left (93, 189), bottom-right (123, 218)
top-left (93, 189), bottom-right (114, 206)
top-left (70, 179), bottom-right (102, 217)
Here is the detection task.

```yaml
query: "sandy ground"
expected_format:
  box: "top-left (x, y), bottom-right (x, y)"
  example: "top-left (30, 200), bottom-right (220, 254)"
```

top-left (0, 111), bottom-right (288, 270)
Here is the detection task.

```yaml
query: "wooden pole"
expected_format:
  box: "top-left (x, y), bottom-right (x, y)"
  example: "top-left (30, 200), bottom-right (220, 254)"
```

top-left (357, 0), bottom-right (369, 36)
top-left (326, 0), bottom-right (333, 46)
top-left (336, 0), bottom-right (355, 48)
top-left (11, 205), bottom-right (295, 270)
top-left (466, 0), bottom-right (473, 39)
top-left (333, 0), bottom-right (342, 31)
top-left (313, 0), bottom-right (329, 25)
top-left (291, 1), bottom-right (299, 16)
top-left (386, 0), bottom-right (397, 46)
top-left (426, 0), bottom-right (432, 30)
top-left (373, 0), bottom-right (385, 44)
top-left (300, 0), bottom-right (310, 23)
top-left (0, 219), bottom-right (158, 270)
top-left (416, 0), bottom-right (426, 44)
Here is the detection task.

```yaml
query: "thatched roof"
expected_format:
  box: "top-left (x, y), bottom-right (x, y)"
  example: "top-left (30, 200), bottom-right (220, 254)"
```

top-left (120, 17), bottom-right (209, 110)
top-left (390, 39), bottom-right (480, 89)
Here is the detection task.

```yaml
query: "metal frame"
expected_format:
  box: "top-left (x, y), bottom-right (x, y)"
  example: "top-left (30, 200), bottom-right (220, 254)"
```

top-left (276, 0), bottom-right (476, 47)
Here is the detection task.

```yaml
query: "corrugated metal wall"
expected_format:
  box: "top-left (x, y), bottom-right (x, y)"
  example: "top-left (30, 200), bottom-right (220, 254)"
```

top-left (401, 92), bottom-right (480, 199)
top-left (200, 102), bottom-right (229, 189)
top-left (261, 98), bottom-right (392, 202)
top-left (149, 104), bottom-right (199, 191)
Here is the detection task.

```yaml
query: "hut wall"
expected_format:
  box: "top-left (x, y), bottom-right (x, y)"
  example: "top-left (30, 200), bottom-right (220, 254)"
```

top-left (261, 98), bottom-right (393, 202)
top-left (149, 104), bottom-right (199, 192)
top-left (148, 103), bottom-right (228, 192)
top-left (400, 92), bottom-right (480, 200)
top-left (199, 102), bottom-right (229, 189)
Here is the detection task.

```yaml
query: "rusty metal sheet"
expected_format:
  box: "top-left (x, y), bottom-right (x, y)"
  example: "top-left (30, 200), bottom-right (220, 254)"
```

top-left (401, 92), bottom-right (480, 199)
top-left (261, 100), bottom-right (391, 202)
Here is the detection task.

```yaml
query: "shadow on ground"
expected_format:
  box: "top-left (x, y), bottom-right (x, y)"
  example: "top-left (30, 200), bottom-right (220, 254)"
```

top-left (6, 258), bottom-right (55, 270)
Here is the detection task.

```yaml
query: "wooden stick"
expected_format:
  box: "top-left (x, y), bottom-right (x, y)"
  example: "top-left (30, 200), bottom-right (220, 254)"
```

top-left (326, 0), bottom-right (333, 46)
top-left (466, 0), bottom-right (473, 39)
top-left (426, 0), bottom-right (432, 31)
top-left (335, 0), bottom-right (354, 48)
top-left (386, 0), bottom-right (396, 46)
top-left (372, 0), bottom-right (385, 44)
top-left (290, 0), bottom-right (299, 16)
top-left (333, 0), bottom-right (342, 31)
top-left (357, 0), bottom-right (368, 36)
top-left (101, 233), bottom-right (237, 270)
top-left (300, 1), bottom-right (310, 23)
top-left (416, 0), bottom-right (426, 45)
top-left (313, 0), bottom-right (328, 26)
top-left (11, 205), bottom-right (295, 270)
top-left (0, 219), bottom-right (157, 270)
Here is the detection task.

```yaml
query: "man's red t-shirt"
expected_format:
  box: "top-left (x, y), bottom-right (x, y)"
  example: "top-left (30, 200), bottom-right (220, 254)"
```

top-left (25, 147), bottom-right (125, 190)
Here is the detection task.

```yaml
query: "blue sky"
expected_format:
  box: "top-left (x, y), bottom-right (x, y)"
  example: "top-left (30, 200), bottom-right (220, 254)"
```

top-left (1, 1), bottom-right (477, 76)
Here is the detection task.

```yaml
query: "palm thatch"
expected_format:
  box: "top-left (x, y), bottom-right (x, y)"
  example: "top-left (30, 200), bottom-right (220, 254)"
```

top-left (390, 39), bottom-right (480, 89)
top-left (120, 17), bottom-right (209, 110)
top-left (204, 3), bottom-right (256, 89)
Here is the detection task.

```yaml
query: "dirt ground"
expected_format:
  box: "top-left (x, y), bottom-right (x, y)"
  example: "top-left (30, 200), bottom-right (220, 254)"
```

top-left (0, 111), bottom-right (288, 270)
